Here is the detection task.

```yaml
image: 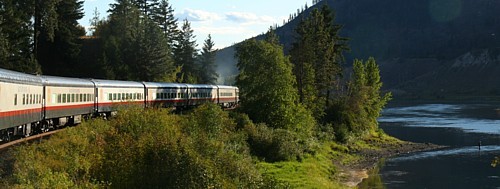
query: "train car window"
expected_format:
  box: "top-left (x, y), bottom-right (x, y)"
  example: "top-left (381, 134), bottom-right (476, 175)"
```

top-left (108, 93), bottom-right (112, 101)
top-left (156, 93), bottom-right (160, 99)
top-left (14, 94), bottom-right (17, 105)
top-left (121, 93), bottom-right (125, 100)
top-left (117, 93), bottom-right (121, 100)
top-left (22, 94), bottom-right (25, 105)
top-left (79, 94), bottom-right (83, 102)
top-left (62, 94), bottom-right (66, 103)
top-left (35, 94), bottom-right (38, 104)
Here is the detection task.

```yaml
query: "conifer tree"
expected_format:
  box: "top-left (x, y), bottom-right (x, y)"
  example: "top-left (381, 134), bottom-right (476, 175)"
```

top-left (37, 0), bottom-right (86, 76)
top-left (0, 0), bottom-right (40, 73)
top-left (151, 0), bottom-right (179, 49)
top-left (290, 5), bottom-right (349, 121)
top-left (174, 19), bottom-right (199, 83)
top-left (199, 34), bottom-right (218, 84)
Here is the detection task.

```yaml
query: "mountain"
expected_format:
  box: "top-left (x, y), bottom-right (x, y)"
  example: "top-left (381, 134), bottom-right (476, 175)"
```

top-left (215, 0), bottom-right (500, 98)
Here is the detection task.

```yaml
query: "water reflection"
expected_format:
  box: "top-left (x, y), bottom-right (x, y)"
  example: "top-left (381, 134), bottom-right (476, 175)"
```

top-left (360, 103), bottom-right (500, 188)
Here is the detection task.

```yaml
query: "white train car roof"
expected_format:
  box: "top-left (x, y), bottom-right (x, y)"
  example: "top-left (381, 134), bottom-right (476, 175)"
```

top-left (0, 68), bottom-right (42, 85)
top-left (143, 82), bottom-right (188, 88)
top-left (42, 75), bottom-right (94, 87)
top-left (186, 84), bottom-right (218, 89)
top-left (92, 79), bottom-right (144, 88)
top-left (217, 85), bottom-right (238, 89)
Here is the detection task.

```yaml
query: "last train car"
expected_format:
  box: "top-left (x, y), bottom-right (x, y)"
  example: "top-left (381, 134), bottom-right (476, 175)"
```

top-left (0, 68), bottom-right (43, 140)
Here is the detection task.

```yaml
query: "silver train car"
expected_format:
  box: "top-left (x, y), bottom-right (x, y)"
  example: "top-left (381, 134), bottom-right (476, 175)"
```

top-left (0, 68), bottom-right (239, 141)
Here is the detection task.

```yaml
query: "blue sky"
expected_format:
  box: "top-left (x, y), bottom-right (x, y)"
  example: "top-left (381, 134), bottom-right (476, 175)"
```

top-left (80, 0), bottom-right (310, 49)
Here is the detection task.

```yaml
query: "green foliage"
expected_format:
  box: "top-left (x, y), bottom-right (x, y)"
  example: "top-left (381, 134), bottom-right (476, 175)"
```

top-left (198, 34), bottom-right (219, 84)
top-left (91, 0), bottom-right (177, 82)
top-left (326, 58), bottom-right (391, 140)
top-left (0, 0), bottom-right (41, 73)
top-left (289, 5), bottom-right (349, 120)
top-left (37, 0), bottom-right (86, 76)
top-left (174, 19), bottom-right (199, 83)
top-left (10, 106), bottom-right (271, 188)
top-left (236, 36), bottom-right (315, 134)
top-left (245, 124), bottom-right (305, 162)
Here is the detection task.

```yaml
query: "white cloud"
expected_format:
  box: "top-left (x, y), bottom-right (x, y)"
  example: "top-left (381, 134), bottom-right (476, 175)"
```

top-left (225, 12), bottom-right (278, 25)
top-left (176, 8), bottom-right (222, 22)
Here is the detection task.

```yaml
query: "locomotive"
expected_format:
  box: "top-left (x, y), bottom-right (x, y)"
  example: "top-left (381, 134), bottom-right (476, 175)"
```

top-left (0, 68), bottom-right (239, 141)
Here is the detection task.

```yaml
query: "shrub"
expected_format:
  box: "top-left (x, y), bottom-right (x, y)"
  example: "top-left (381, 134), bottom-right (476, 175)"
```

top-left (245, 124), bottom-right (309, 162)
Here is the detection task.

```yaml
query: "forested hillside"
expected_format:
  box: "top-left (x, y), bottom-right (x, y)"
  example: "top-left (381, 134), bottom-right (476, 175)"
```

top-left (216, 0), bottom-right (500, 97)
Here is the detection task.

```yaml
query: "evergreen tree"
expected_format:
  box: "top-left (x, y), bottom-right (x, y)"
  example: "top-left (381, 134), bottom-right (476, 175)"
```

top-left (236, 33), bottom-right (315, 133)
top-left (37, 0), bottom-right (86, 76)
top-left (198, 34), bottom-right (218, 84)
top-left (134, 19), bottom-right (176, 82)
top-left (290, 5), bottom-right (349, 121)
top-left (0, 0), bottom-right (40, 73)
top-left (151, 0), bottom-right (179, 51)
top-left (174, 19), bottom-right (198, 83)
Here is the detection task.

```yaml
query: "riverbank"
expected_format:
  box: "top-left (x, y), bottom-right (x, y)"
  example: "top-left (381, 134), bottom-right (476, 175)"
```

top-left (338, 139), bottom-right (444, 187)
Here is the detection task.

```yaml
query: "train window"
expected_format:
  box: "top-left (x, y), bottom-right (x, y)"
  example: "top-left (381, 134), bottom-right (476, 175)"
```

top-left (108, 93), bottom-right (112, 101)
top-left (121, 93), bottom-right (124, 100)
top-left (79, 94), bottom-right (83, 102)
top-left (117, 93), bottom-right (121, 100)
top-left (156, 93), bottom-right (160, 99)
top-left (62, 94), bottom-right (66, 103)
top-left (35, 94), bottom-right (38, 104)
top-left (14, 94), bottom-right (17, 105)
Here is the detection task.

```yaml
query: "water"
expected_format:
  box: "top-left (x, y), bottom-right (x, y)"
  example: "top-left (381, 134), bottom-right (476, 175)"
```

top-left (361, 103), bottom-right (500, 188)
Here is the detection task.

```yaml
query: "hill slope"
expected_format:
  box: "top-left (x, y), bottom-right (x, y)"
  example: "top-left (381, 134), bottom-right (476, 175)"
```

top-left (216, 0), bottom-right (500, 98)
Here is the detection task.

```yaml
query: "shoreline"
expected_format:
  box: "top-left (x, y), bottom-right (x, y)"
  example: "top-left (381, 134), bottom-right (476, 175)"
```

top-left (339, 141), bottom-right (445, 187)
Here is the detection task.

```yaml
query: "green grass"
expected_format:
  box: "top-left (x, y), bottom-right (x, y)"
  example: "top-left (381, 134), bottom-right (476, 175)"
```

top-left (257, 142), bottom-right (349, 189)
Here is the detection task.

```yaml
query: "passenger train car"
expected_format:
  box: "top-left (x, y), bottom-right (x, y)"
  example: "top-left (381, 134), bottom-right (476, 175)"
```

top-left (0, 68), bottom-right (239, 141)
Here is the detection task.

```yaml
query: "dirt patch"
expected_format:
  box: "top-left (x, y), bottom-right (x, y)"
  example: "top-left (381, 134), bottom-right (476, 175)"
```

top-left (337, 142), bottom-right (444, 187)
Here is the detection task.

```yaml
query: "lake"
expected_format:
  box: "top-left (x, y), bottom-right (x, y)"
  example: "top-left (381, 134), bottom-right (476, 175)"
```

top-left (360, 103), bottom-right (500, 188)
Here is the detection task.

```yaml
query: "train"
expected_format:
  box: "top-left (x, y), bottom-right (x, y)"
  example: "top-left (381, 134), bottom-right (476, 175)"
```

top-left (0, 68), bottom-right (239, 142)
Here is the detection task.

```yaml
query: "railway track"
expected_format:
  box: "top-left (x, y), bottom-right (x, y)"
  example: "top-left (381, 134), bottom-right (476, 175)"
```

top-left (0, 129), bottom-right (62, 150)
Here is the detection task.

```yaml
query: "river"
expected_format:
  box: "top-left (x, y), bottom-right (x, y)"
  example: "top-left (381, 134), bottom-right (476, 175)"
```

top-left (360, 103), bottom-right (500, 189)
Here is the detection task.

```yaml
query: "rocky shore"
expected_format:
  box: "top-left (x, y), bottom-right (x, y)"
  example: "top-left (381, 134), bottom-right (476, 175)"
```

top-left (339, 142), bottom-right (445, 187)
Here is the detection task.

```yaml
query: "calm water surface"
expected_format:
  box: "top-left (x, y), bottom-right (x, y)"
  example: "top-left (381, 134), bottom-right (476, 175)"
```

top-left (360, 103), bottom-right (500, 189)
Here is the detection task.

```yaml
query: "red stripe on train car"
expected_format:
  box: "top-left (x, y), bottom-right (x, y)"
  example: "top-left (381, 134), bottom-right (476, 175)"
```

top-left (0, 108), bottom-right (43, 118)
top-left (45, 103), bottom-right (94, 111)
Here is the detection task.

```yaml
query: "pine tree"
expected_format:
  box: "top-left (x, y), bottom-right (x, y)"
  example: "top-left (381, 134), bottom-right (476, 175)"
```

top-left (151, 0), bottom-right (179, 49)
top-left (134, 19), bottom-right (176, 82)
top-left (198, 34), bottom-right (218, 84)
top-left (290, 5), bottom-right (349, 121)
top-left (37, 0), bottom-right (86, 76)
top-left (174, 19), bottom-right (198, 83)
top-left (0, 0), bottom-right (41, 73)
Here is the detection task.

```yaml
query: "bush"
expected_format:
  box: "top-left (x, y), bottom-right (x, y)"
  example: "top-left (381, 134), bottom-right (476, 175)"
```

top-left (11, 106), bottom-right (264, 188)
top-left (245, 124), bottom-right (309, 162)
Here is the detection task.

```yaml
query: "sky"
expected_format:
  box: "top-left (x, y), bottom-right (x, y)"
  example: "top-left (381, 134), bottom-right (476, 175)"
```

top-left (79, 0), bottom-right (310, 49)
